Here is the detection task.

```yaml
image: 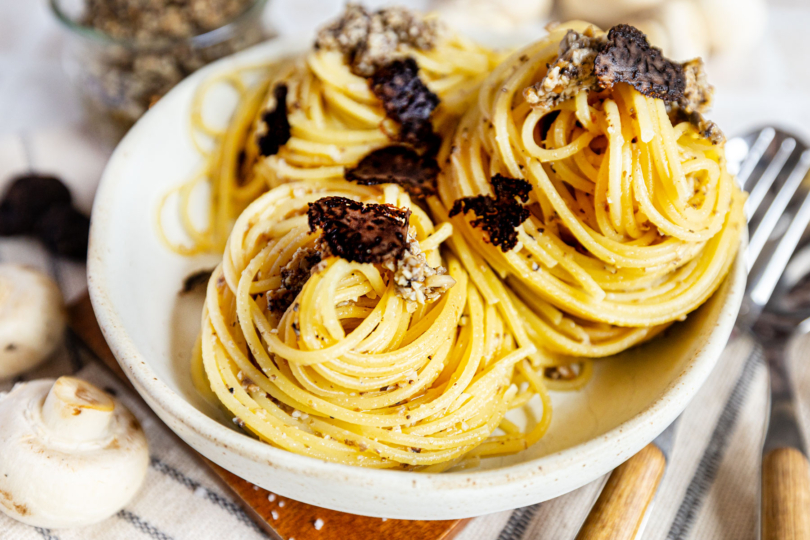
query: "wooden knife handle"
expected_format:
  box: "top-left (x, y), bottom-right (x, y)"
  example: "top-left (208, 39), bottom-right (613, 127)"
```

top-left (761, 447), bottom-right (810, 540)
top-left (575, 443), bottom-right (666, 540)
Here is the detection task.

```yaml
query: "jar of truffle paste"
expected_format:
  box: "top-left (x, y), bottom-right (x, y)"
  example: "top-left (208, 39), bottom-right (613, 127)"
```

top-left (50, 0), bottom-right (268, 143)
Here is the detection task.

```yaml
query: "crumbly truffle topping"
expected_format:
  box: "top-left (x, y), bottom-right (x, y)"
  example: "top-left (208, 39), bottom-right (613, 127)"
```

top-left (679, 59), bottom-right (713, 115)
top-left (449, 175), bottom-right (533, 252)
top-left (593, 24), bottom-right (685, 102)
top-left (524, 24), bottom-right (723, 143)
top-left (524, 26), bottom-right (606, 112)
top-left (308, 196), bottom-right (411, 265)
top-left (315, 3), bottom-right (441, 77)
top-left (266, 247), bottom-right (323, 313)
top-left (667, 59), bottom-right (724, 144)
top-left (370, 58), bottom-right (441, 153)
top-left (344, 146), bottom-right (439, 200)
top-left (257, 84), bottom-right (291, 157)
top-left (383, 232), bottom-right (454, 308)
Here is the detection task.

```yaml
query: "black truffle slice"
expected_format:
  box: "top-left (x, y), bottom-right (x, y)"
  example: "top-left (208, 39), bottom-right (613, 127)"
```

top-left (34, 204), bottom-right (90, 261)
top-left (0, 174), bottom-right (72, 235)
top-left (449, 175), bottom-right (533, 252)
top-left (308, 196), bottom-right (411, 265)
top-left (344, 146), bottom-right (439, 200)
top-left (266, 248), bottom-right (323, 313)
top-left (370, 58), bottom-right (441, 153)
top-left (594, 24), bottom-right (685, 102)
top-left (257, 84), bottom-right (291, 157)
top-left (491, 174), bottom-right (532, 203)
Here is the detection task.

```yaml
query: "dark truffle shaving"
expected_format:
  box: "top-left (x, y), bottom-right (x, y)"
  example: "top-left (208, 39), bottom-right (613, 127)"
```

top-left (308, 196), bottom-right (411, 265)
top-left (344, 146), bottom-right (439, 200)
top-left (449, 175), bottom-right (533, 252)
top-left (594, 24), bottom-right (685, 102)
top-left (523, 24), bottom-right (724, 143)
top-left (257, 84), bottom-right (291, 157)
top-left (181, 268), bottom-right (214, 294)
top-left (266, 247), bottom-right (323, 313)
top-left (370, 58), bottom-right (441, 153)
top-left (490, 174), bottom-right (532, 203)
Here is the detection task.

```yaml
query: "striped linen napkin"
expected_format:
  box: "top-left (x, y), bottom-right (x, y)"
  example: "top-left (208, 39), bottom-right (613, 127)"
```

top-left (0, 127), bottom-right (800, 540)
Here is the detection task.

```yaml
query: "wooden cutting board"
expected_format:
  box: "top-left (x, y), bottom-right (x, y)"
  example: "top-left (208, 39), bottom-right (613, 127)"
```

top-left (68, 294), bottom-right (469, 540)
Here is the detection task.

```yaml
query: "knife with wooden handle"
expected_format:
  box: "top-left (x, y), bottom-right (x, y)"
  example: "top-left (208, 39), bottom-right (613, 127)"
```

top-left (575, 421), bottom-right (674, 540)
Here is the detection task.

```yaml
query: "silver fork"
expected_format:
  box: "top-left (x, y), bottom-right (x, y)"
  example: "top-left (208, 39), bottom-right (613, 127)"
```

top-left (736, 128), bottom-right (810, 540)
top-left (575, 127), bottom-right (810, 540)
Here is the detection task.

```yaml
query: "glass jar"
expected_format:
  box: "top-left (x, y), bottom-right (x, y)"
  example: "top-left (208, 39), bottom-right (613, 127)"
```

top-left (50, 0), bottom-right (268, 143)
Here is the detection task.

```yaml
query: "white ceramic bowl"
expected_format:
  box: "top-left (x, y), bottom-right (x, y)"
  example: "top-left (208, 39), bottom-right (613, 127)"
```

top-left (88, 36), bottom-right (746, 520)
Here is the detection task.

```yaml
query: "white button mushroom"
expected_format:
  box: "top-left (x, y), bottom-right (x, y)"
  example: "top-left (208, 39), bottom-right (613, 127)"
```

top-left (697, 0), bottom-right (767, 55)
top-left (435, 0), bottom-right (553, 31)
top-left (629, 0), bottom-right (711, 62)
top-left (0, 264), bottom-right (66, 380)
top-left (559, 0), bottom-right (665, 27)
top-left (0, 377), bottom-right (149, 528)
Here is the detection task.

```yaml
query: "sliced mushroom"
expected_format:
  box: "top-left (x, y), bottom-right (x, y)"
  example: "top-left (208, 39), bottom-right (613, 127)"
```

top-left (0, 264), bottom-right (66, 380)
top-left (0, 377), bottom-right (149, 528)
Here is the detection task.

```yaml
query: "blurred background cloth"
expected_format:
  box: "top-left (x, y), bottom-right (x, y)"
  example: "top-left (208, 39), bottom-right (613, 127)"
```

top-left (1, 1), bottom-right (810, 539)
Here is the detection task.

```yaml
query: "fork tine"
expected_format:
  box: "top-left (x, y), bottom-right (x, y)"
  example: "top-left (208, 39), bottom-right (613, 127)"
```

top-left (738, 127), bottom-right (776, 189)
top-left (749, 151), bottom-right (810, 307)
top-left (745, 138), bottom-right (797, 220)
top-left (746, 150), bottom-right (810, 272)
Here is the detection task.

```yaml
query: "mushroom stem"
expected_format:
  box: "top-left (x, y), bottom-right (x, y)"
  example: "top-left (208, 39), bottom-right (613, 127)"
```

top-left (41, 377), bottom-right (115, 443)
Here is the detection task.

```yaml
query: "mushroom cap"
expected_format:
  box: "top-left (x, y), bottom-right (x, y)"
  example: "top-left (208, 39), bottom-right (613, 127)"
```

top-left (0, 264), bottom-right (66, 380)
top-left (0, 379), bottom-right (149, 528)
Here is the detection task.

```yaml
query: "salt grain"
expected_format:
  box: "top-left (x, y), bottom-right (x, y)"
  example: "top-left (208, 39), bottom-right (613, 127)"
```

top-left (268, 493), bottom-right (276, 502)
top-left (279, 500), bottom-right (286, 507)
top-left (193, 486), bottom-right (207, 498)
top-left (272, 511), bottom-right (279, 520)
top-left (314, 518), bottom-right (324, 530)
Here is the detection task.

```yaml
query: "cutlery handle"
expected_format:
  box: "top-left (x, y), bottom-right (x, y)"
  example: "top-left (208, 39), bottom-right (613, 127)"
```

top-left (761, 447), bottom-right (810, 540)
top-left (575, 443), bottom-right (666, 540)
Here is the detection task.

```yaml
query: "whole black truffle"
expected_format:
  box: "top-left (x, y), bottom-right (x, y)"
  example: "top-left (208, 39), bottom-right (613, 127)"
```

top-left (0, 174), bottom-right (72, 235)
top-left (34, 204), bottom-right (90, 261)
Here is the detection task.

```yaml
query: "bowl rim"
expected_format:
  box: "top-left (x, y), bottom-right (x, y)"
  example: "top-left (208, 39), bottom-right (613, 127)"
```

top-left (87, 34), bottom-right (747, 504)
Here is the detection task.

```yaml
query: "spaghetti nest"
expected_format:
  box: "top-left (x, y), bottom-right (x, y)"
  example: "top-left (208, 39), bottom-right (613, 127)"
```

top-left (436, 23), bottom-right (744, 358)
top-left (200, 180), bottom-right (565, 469)
top-left (160, 9), bottom-right (501, 256)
